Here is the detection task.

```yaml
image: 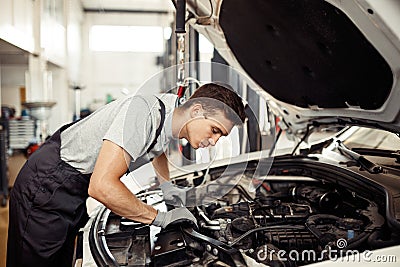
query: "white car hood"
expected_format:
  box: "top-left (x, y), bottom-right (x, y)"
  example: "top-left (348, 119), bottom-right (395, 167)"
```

top-left (186, 0), bottom-right (400, 135)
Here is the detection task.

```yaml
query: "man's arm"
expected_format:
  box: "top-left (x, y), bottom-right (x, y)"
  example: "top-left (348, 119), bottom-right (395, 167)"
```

top-left (88, 140), bottom-right (157, 224)
top-left (152, 152), bottom-right (170, 184)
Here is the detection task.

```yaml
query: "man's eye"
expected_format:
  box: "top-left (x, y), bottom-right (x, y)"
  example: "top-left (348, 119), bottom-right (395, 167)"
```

top-left (212, 128), bottom-right (220, 134)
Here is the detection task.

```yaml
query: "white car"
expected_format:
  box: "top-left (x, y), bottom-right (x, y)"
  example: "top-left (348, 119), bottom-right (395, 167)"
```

top-left (81, 1), bottom-right (400, 266)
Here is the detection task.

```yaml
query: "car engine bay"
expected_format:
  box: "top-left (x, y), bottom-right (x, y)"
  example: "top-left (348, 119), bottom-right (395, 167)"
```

top-left (89, 160), bottom-right (400, 266)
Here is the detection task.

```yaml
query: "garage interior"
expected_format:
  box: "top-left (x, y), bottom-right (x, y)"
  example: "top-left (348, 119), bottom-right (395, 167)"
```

top-left (2, 0), bottom-right (400, 266)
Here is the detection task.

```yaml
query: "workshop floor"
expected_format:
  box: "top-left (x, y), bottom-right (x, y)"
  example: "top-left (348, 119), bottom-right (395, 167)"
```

top-left (1, 152), bottom-right (26, 267)
top-left (0, 201), bottom-right (8, 267)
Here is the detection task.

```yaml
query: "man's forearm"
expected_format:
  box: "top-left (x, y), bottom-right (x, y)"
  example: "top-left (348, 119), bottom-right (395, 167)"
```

top-left (90, 179), bottom-right (157, 224)
top-left (89, 140), bottom-right (157, 224)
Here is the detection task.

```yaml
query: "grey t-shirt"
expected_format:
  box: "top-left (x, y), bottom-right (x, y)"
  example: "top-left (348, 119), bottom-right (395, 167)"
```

top-left (60, 94), bottom-right (177, 174)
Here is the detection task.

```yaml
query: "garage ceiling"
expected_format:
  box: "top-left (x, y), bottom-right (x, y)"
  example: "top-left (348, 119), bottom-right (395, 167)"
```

top-left (0, 39), bottom-right (29, 65)
top-left (80, 0), bottom-right (174, 13)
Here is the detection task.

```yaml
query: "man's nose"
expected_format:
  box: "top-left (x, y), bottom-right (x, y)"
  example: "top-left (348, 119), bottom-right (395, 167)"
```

top-left (210, 135), bottom-right (221, 146)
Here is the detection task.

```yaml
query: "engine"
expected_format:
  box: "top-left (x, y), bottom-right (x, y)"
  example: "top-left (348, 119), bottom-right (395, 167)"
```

top-left (148, 178), bottom-right (385, 266)
top-left (88, 173), bottom-right (399, 267)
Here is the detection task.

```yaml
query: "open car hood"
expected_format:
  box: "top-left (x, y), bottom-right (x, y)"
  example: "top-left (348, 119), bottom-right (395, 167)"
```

top-left (186, 0), bottom-right (400, 134)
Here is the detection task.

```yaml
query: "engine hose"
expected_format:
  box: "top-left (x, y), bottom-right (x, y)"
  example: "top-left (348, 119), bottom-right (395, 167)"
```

top-left (305, 214), bottom-right (340, 239)
top-left (344, 232), bottom-right (369, 250)
top-left (367, 230), bottom-right (400, 249)
top-left (230, 225), bottom-right (305, 246)
top-left (235, 184), bottom-right (255, 201)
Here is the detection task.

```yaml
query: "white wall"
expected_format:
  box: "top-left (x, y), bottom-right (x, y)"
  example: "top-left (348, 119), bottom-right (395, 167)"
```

top-left (0, 0), bottom-right (35, 53)
top-left (0, 65), bottom-right (27, 117)
top-left (67, 0), bottom-right (84, 83)
top-left (0, 0), bottom-right (84, 134)
top-left (41, 0), bottom-right (84, 132)
top-left (81, 12), bottom-right (174, 109)
top-left (47, 66), bottom-right (71, 133)
top-left (46, 0), bottom-right (85, 131)
top-left (0, 64), bottom-right (70, 134)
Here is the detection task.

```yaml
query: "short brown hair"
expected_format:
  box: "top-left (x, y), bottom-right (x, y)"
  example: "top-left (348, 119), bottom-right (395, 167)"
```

top-left (183, 83), bottom-right (246, 125)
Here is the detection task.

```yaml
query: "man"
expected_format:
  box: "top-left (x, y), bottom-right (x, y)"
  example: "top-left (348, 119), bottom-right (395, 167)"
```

top-left (7, 83), bottom-right (246, 267)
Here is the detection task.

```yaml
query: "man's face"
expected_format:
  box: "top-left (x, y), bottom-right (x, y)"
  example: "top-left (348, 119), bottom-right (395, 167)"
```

top-left (184, 109), bottom-right (234, 149)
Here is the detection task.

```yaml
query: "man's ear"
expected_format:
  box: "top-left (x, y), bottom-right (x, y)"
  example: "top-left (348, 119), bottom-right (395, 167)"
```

top-left (190, 103), bottom-right (204, 118)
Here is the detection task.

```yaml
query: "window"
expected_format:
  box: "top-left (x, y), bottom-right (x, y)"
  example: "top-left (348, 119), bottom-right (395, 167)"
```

top-left (89, 25), bottom-right (164, 52)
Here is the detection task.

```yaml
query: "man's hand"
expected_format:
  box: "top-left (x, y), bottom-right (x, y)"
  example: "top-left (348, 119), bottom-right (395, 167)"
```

top-left (152, 207), bottom-right (197, 228)
top-left (160, 181), bottom-right (191, 206)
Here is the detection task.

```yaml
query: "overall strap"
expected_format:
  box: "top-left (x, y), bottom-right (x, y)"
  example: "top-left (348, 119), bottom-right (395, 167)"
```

top-left (126, 97), bottom-right (166, 175)
top-left (146, 97), bottom-right (166, 153)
